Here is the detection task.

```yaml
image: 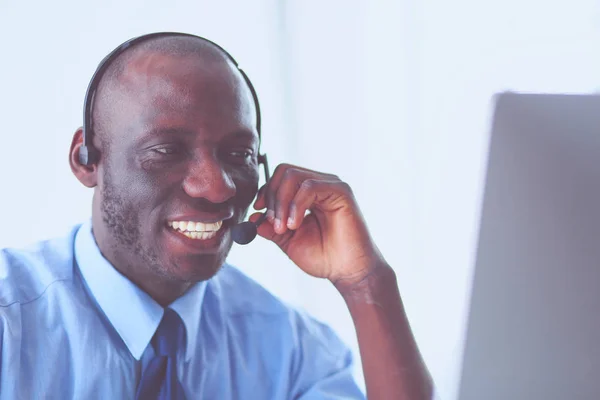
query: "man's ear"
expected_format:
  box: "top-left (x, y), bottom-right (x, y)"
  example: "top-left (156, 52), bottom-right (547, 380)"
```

top-left (69, 127), bottom-right (98, 188)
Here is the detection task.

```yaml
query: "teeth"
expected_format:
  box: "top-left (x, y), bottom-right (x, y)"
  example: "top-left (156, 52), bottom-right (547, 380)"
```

top-left (181, 230), bottom-right (218, 240)
top-left (169, 220), bottom-right (223, 239)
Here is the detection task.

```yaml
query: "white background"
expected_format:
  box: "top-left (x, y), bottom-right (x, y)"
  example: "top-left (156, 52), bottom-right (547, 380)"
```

top-left (1, 1), bottom-right (599, 398)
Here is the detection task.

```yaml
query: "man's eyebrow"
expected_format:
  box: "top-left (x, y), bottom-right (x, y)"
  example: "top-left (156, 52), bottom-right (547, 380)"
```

top-left (137, 128), bottom-right (259, 146)
top-left (224, 130), bottom-right (260, 143)
top-left (144, 127), bottom-right (195, 137)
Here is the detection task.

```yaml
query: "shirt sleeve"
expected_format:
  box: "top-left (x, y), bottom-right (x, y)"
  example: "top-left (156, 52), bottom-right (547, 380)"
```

top-left (288, 310), bottom-right (366, 400)
top-left (286, 310), bottom-right (444, 400)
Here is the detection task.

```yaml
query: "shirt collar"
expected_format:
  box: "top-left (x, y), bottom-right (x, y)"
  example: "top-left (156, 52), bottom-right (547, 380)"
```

top-left (169, 278), bottom-right (207, 357)
top-left (74, 221), bottom-right (208, 359)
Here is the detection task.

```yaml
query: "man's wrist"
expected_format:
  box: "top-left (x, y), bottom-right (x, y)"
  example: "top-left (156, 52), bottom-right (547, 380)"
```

top-left (332, 260), bottom-right (397, 303)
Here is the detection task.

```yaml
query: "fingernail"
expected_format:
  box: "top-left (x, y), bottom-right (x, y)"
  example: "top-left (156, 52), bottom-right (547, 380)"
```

top-left (287, 216), bottom-right (294, 228)
top-left (274, 218), bottom-right (282, 231)
top-left (267, 210), bottom-right (275, 221)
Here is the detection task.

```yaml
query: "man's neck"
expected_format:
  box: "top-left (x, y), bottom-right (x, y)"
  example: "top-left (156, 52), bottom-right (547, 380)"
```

top-left (91, 226), bottom-right (192, 307)
top-left (113, 264), bottom-right (193, 307)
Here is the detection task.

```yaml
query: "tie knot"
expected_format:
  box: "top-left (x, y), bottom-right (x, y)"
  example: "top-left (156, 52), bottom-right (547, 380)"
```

top-left (152, 308), bottom-right (185, 357)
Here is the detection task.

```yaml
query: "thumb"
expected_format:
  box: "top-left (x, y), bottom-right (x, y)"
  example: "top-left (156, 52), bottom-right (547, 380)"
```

top-left (248, 212), bottom-right (294, 250)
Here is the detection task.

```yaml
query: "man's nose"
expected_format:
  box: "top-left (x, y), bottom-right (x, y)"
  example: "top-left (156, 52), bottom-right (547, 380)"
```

top-left (181, 155), bottom-right (236, 204)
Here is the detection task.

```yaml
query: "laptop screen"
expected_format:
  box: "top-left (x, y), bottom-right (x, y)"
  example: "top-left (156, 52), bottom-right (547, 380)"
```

top-left (458, 92), bottom-right (600, 400)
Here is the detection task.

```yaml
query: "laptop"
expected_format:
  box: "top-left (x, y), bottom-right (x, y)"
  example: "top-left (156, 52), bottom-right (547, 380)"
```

top-left (457, 92), bottom-right (600, 400)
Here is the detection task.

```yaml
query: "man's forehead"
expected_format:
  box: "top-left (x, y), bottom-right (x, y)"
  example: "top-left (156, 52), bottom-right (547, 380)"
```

top-left (94, 39), bottom-right (258, 144)
top-left (118, 36), bottom-right (232, 73)
top-left (120, 48), bottom-right (239, 92)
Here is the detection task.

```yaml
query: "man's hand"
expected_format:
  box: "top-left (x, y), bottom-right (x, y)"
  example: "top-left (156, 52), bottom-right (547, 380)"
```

top-left (250, 163), bottom-right (384, 288)
top-left (251, 163), bottom-right (434, 400)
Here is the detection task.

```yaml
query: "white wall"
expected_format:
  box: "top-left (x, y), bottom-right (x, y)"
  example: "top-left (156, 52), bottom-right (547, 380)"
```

top-left (2, 1), bottom-right (600, 399)
top-left (266, 1), bottom-right (600, 398)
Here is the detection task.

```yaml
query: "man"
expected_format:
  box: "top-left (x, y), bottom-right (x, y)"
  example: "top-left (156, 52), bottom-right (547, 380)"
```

top-left (0, 33), bottom-right (435, 399)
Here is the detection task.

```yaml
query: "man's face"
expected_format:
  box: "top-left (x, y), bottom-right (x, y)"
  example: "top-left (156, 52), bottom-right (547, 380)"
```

top-left (93, 51), bottom-right (259, 283)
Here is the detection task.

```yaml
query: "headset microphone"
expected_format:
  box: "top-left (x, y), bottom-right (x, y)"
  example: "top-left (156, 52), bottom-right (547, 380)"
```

top-left (231, 213), bottom-right (268, 245)
top-left (232, 153), bottom-right (271, 245)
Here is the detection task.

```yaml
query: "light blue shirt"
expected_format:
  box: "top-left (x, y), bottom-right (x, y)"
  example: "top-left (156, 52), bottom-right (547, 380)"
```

top-left (0, 222), bottom-right (365, 399)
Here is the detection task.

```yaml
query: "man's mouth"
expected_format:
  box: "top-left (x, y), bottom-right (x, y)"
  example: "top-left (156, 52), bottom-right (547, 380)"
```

top-left (167, 220), bottom-right (224, 240)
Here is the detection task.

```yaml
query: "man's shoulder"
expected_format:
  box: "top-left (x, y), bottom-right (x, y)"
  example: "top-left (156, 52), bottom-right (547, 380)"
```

top-left (0, 225), bottom-right (80, 307)
top-left (210, 265), bottom-right (355, 379)
top-left (209, 265), bottom-right (346, 349)
top-left (210, 264), bottom-right (293, 317)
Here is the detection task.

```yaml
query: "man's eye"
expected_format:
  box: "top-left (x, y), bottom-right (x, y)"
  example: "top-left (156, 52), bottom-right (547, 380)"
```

top-left (224, 149), bottom-right (255, 165)
top-left (152, 147), bottom-right (179, 156)
top-left (230, 150), bottom-right (253, 158)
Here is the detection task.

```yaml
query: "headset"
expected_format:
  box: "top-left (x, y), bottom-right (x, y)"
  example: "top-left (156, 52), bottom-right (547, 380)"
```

top-left (80, 32), bottom-right (270, 244)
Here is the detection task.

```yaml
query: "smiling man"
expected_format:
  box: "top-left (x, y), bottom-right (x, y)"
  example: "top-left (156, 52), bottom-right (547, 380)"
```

top-left (0, 34), bottom-right (435, 400)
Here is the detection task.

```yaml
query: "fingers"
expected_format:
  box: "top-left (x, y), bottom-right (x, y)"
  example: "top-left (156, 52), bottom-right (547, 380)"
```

top-left (248, 211), bottom-right (295, 250)
top-left (252, 163), bottom-right (351, 235)
top-left (263, 164), bottom-right (316, 215)
top-left (286, 179), bottom-right (350, 230)
top-left (272, 168), bottom-right (308, 233)
top-left (254, 164), bottom-right (304, 211)
top-left (249, 212), bottom-right (273, 238)
top-left (254, 185), bottom-right (267, 210)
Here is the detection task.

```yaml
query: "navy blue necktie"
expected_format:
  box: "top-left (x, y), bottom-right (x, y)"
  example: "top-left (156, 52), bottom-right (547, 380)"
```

top-left (136, 308), bottom-right (186, 400)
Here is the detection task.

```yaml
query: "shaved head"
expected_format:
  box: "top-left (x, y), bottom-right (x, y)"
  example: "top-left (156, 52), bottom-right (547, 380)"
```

top-left (91, 36), bottom-right (250, 155)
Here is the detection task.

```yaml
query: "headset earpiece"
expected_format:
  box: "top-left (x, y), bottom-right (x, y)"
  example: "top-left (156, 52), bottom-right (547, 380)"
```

top-left (78, 145), bottom-right (97, 166)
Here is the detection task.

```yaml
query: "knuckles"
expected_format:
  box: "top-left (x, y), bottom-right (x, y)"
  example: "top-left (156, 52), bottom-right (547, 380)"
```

top-left (273, 163), bottom-right (294, 177)
top-left (282, 167), bottom-right (301, 182)
top-left (269, 164), bottom-right (355, 200)
top-left (336, 181), bottom-right (353, 195)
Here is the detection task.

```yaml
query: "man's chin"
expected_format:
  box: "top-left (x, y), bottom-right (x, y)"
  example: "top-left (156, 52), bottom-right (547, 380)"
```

top-left (163, 253), bottom-right (227, 283)
top-left (156, 225), bottom-right (233, 281)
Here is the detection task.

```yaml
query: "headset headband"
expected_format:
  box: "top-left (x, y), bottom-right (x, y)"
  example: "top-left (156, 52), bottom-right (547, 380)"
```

top-left (79, 32), bottom-right (265, 171)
